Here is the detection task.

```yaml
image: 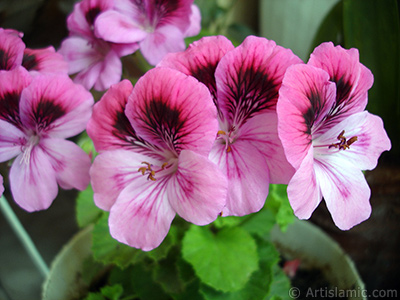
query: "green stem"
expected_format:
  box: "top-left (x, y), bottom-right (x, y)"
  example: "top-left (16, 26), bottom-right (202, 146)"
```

top-left (0, 195), bottom-right (49, 277)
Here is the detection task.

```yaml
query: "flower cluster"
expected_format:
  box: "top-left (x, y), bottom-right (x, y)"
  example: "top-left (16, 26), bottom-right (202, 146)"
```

top-left (0, 1), bottom-right (391, 252)
top-left (0, 28), bottom-right (93, 211)
top-left (58, 0), bottom-right (200, 91)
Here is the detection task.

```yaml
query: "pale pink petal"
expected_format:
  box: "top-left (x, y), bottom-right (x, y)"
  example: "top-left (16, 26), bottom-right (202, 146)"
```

top-left (240, 113), bottom-right (294, 184)
top-left (58, 36), bottom-right (100, 75)
top-left (94, 10), bottom-right (148, 43)
top-left (126, 67), bottom-right (218, 156)
top-left (184, 4), bottom-right (201, 37)
top-left (158, 35), bottom-right (234, 104)
top-left (315, 155), bottom-right (371, 230)
top-left (23, 46), bottom-right (68, 74)
top-left (210, 138), bottom-right (270, 216)
top-left (308, 42), bottom-right (373, 117)
top-left (90, 149), bottom-right (160, 211)
top-left (215, 35), bottom-right (302, 126)
top-left (92, 50), bottom-right (122, 91)
top-left (140, 25), bottom-right (186, 65)
top-left (0, 120), bottom-right (25, 162)
top-left (277, 64), bottom-right (336, 169)
top-left (109, 174), bottom-right (175, 251)
top-left (287, 147), bottom-right (322, 219)
top-left (41, 138), bottom-right (91, 190)
top-left (167, 150), bottom-right (227, 224)
top-left (0, 28), bottom-right (25, 70)
top-left (314, 111), bottom-right (391, 171)
top-left (19, 74), bottom-right (94, 138)
top-left (9, 147), bottom-right (58, 212)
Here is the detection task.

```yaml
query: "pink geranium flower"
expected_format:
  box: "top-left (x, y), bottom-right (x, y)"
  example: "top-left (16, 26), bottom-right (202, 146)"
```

top-left (0, 28), bottom-right (25, 71)
top-left (0, 67), bottom-right (93, 211)
top-left (94, 0), bottom-right (201, 65)
top-left (277, 42), bottom-right (391, 230)
top-left (58, 0), bottom-right (138, 91)
top-left (87, 68), bottom-right (227, 251)
top-left (159, 36), bottom-right (302, 216)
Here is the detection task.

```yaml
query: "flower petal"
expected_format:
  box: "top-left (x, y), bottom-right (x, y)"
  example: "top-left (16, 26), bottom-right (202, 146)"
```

top-left (210, 137), bottom-right (270, 216)
top-left (240, 112), bottom-right (294, 184)
top-left (314, 111), bottom-right (391, 171)
top-left (167, 150), bottom-right (227, 225)
top-left (184, 4), bottom-right (201, 37)
top-left (308, 42), bottom-right (373, 117)
top-left (9, 147), bottom-right (58, 212)
top-left (108, 173), bottom-right (175, 251)
top-left (315, 155), bottom-right (371, 230)
top-left (90, 149), bottom-right (160, 211)
top-left (41, 138), bottom-right (91, 190)
top-left (126, 67), bottom-right (218, 156)
top-left (0, 120), bottom-right (25, 162)
top-left (140, 25), bottom-right (186, 65)
top-left (19, 74), bottom-right (94, 138)
top-left (287, 147), bottom-right (322, 219)
top-left (277, 64), bottom-right (337, 169)
top-left (87, 79), bottom-right (137, 151)
top-left (94, 10), bottom-right (148, 43)
top-left (216, 35), bottom-right (302, 126)
top-left (0, 28), bottom-right (25, 71)
top-left (23, 46), bottom-right (68, 74)
top-left (158, 35), bottom-right (235, 105)
top-left (92, 49), bottom-right (122, 91)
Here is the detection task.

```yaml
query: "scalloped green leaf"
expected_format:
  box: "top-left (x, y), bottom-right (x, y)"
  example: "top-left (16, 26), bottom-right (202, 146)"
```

top-left (182, 225), bottom-right (259, 293)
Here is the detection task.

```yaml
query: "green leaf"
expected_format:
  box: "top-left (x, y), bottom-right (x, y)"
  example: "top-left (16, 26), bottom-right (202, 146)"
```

top-left (91, 213), bottom-right (146, 268)
top-left (241, 207), bottom-right (276, 238)
top-left (199, 237), bottom-right (280, 300)
top-left (213, 215), bottom-right (242, 229)
top-left (152, 248), bottom-right (185, 295)
top-left (100, 284), bottom-right (123, 300)
top-left (146, 225), bottom-right (179, 262)
top-left (266, 265), bottom-right (292, 300)
top-left (182, 225), bottom-right (259, 293)
top-left (76, 184), bottom-right (102, 228)
top-left (83, 293), bottom-right (106, 300)
top-left (266, 185), bottom-right (294, 232)
top-left (343, 0), bottom-right (400, 156)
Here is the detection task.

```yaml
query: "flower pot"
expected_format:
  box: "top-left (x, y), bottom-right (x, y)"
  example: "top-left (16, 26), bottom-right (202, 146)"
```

top-left (42, 225), bottom-right (93, 300)
top-left (271, 219), bottom-right (366, 300)
top-left (42, 220), bottom-right (366, 300)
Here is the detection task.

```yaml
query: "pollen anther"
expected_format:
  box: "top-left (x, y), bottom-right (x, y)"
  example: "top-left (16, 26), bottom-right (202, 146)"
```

top-left (138, 161), bottom-right (169, 181)
top-left (329, 130), bottom-right (358, 150)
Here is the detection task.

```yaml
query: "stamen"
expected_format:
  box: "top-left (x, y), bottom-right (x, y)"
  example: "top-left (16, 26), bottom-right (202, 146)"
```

top-left (217, 126), bottom-right (236, 153)
top-left (329, 130), bottom-right (358, 150)
top-left (138, 161), bottom-right (170, 181)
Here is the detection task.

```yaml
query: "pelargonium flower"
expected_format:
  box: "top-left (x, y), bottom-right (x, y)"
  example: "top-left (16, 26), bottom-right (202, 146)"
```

top-left (159, 35), bottom-right (302, 216)
top-left (0, 67), bottom-right (93, 211)
top-left (87, 67), bottom-right (227, 251)
top-left (94, 0), bottom-right (201, 65)
top-left (58, 0), bottom-right (138, 91)
top-left (277, 42), bottom-right (391, 230)
top-left (0, 28), bottom-right (25, 71)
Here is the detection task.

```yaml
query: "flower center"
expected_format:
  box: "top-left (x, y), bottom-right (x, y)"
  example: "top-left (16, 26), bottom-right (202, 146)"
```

top-left (138, 161), bottom-right (169, 181)
top-left (21, 134), bottom-right (40, 165)
top-left (217, 126), bottom-right (237, 153)
top-left (329, 130), bottom-right (357, 150)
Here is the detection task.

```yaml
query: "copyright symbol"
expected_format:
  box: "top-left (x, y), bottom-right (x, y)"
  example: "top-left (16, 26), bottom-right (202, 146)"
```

top-left (289, 287), bottom-right (300, 299)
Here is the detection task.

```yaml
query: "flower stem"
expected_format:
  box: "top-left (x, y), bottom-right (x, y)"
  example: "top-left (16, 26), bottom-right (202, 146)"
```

top-left (0, 195), bottom-right (49, 277)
